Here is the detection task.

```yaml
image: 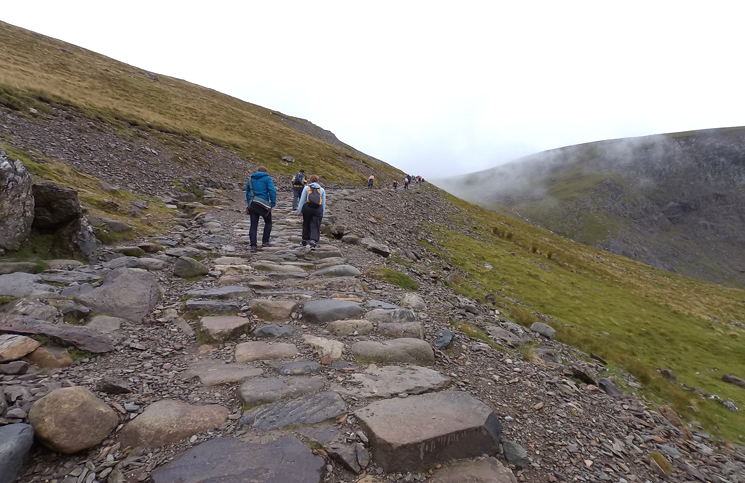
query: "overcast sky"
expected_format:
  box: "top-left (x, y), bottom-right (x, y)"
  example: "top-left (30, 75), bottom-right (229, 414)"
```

top-left (4, 1), bottom-right (745, 177)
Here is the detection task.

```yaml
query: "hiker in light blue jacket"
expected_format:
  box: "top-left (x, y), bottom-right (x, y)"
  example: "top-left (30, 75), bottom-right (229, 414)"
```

top-left (296, 175), bottom-right (326, 249)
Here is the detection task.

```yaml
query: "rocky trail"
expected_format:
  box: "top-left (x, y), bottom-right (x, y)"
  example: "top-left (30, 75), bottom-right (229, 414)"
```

top-left (1, 184), bottom-right (744, 483)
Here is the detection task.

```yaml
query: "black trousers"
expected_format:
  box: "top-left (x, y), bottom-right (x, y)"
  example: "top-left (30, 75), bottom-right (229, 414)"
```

top-left (301, 203), bottom-right (323, 244)
top-left (249, 206), bottom-right (272, 247)
top-left (292, 186), bottom-right (304, 210)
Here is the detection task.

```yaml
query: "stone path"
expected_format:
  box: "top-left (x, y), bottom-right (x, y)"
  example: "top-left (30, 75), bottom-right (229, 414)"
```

top-left (2, 186), bottom-right (744, 483)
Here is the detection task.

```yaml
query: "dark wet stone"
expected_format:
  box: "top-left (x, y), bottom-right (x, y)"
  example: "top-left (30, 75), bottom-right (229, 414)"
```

top-left (151, 435), bottom-right (324, 483)
top-left (435, 329), bottom-right (454, 349)
top-left (96, 377), bottom-right (131, 395)
top-left (279, 361), bottom-right (321, 375)
top-left (303, 299), bottom-right (363, 324)
top-left (253, 324), bottom-right (295, 338)
top-left (184, 299), bottom-right (241, 313)
top-left (241, 391), bottom-right (346, 431)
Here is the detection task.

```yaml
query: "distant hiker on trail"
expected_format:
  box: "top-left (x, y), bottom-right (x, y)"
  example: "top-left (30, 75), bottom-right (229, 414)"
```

top-left (297, 175), bottom-right (326, 250)
top-left (368, 174), bottom-right (374, 188)
top-left (245, 166), bottom-right (276, 252)
top-left (404, 177), bottom-right (410, 189)
top-left (291, 169), bottom-right (307, 210)
top-left (393, 180), bottom-right (398, 190)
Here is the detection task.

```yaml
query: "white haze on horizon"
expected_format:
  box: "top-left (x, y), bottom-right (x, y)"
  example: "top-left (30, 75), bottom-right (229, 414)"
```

top-left (3, 1), bottom-right (745, 178)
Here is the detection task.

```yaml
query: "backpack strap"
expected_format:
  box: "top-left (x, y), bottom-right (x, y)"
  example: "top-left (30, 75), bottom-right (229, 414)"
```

top-left (248, 177), bottom-right (255, 199)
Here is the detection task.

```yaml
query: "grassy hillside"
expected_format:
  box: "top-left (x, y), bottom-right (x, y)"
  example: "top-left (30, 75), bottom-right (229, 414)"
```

top-left (426, 193), bottom-right (745, 441)
top-left (0, 20), bottom-right (402, 184)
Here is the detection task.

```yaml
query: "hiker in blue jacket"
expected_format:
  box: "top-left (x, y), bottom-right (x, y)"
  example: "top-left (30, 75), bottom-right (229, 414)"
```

top-left (296, 175), bottom-right (326, 249)
top-left (245, 166), bottom-right (277, 252)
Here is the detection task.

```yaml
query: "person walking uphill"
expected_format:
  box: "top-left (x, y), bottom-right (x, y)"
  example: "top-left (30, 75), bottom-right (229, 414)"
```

top-left (297, 175), bottom-right (326, 249)
top-left (368, 174), bottom-right (374, 188)
top-left (291, 169), bottom-right (307, 210)
top-left (245, 166), bottom-right (277, 252)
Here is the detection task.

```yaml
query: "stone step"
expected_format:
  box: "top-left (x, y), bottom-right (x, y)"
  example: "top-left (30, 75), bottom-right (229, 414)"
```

top-left (240, 391), bottom-right (346, 431)
top-left (351, 338), bottom-right (434, 365)
top-left (355, 391), bottom-right (502, 473)
top-left (303, 299), bottom-right (363, 324)
top-left (183, 361), bottom-right (264, 386)
top-left (184, 286), bottom-right (251, 300)
top-left (198, 316), bottom-right (252, 342)
top-left (334, 365), bottom-right (451, 398)
top-left (234, 341), bottom-right (298, 362)
top-left (237, 376), bottom-right (325, 407)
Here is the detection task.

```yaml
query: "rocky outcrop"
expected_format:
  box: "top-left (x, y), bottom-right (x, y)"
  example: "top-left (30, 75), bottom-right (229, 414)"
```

top-left (0, 150), bottom-right (34, 251)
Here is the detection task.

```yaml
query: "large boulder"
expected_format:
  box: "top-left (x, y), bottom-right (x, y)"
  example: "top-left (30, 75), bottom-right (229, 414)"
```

top-left (77, 268), bottom-right (160, 322)
top-left (0, 423), bottom-right (35, 483)
top-left (0, 151), bottom-right (34, 251)
top-left (118, 400), bottom-right (228, 449)
top-left (28, 387), bottom-right (119, 454)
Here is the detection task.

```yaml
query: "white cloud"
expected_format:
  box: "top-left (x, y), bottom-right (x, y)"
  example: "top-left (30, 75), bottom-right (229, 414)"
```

top-left (4, 1), bottom-right (745, 178)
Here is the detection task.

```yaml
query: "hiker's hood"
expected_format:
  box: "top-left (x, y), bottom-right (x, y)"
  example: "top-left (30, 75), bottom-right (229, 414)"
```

top-left (308, 182), bottom-right (322, 188)
top-left (251, 172), bottom-right (271, 180)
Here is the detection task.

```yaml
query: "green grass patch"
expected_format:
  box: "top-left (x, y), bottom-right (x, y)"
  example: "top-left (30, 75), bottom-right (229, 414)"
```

top-left (449, 320), bottom-right (511, 354)
top-left (68, 348), bottom-right (95, 361)
top-left (0, 296), bottom-right (16, 306)
top-left (367, 267), bottom-right (418, 291)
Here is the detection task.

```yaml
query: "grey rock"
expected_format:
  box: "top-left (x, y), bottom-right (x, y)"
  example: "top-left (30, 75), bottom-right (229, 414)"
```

top-left (185, 285), bottom-right (251, 299)
top-left (0, 423), bottom-right (34, 483)
top-left (400, 293), bottom-right (427, 310)
top-left (429, 457), bottom-right (517, 483)
top-left (530, 322), bottom-right (556, 339)
top-left (303, 299), bottom-right (363, 324)
top-left (96, 377), bottom-right (131, 394)
top-left (253, 324), bottom-right (295, 338)
top-left (279, 361), bottom-right (321, 375)
top-left (355, 391), bottom-right (501, 473)
top-left (341, 234), bottom-right (360, 244)
top-left (165, 247), bottom-right (206, 258)
top-left (199, 316), bottom-right (251, 342)
top-left (99, 218), bottom-right (132, 232)
top-left (327, 319), bottom-right (373, 336)
top-left (151, 436), bottom-right (324, 483)
top-left (486, 326), bottom-right (531, 347)
top-left (0, 152), bottom-right (34, 251)
top-left (352, 338), bottom-right (435, 365)
top-left (248, 299), bottom-right (297, 321)
top-left (0, 361), bottom-right (29, 375)
top-left (0, 317), bottom-right (114, 353)
top-left (77, 268), bottom-right (160, 322)
top-left (241, 391), bottom-right (346, 431)
top-left (723, 373), bottom-right (745, 389)
top-left (365, 308), bottom-right (417, 323)
top-left (0, 273), bottom-right (55, 298)
top-left (184, 299), bottom-right (241, 313)
top-left (338, 365), bottom-right (450, 398)
top-left (85, 315), bottom-right (125, 341)
top-left (0, 262), bottom-right (37, 276)
top-left (103, 256), bottom-right (167, 271)
top-left (237, 376), bottom-right (325, 407)
top-left (366, 300), bottom-right (399, 309)
top-left (234, 341), bottom-right (298, 362)
top-left (311, 265), bottom-right (361, 277)
top-left (435, 329), bottom-right (454, 349)
top-left (183, 361), bottom-right (263, 386)
top-left (360, 238), bottom-right (391, 257)
top-left (502, 440), bottom-right (530, 468)
top-left (173, 257), bottom-right (208, 278)
top-left (598, 377), bottom-right (624, 397)
top-left (40, 270), bottom-right (101, 284)
top-left (0, 334), bottom-right (41, 363)
top-left (328, 443), bottom-right (361, 473)
top-left (378, 322), bottom-right (423, 339)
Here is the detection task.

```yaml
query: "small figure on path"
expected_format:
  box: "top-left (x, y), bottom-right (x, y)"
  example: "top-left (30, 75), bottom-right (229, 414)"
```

top-left (404, 177), bottom-right (410, 189)
top-left (297, 175), bottom-right (326, 250)
top-left (291, 169), bottom-right (307, 210)
top-left (368, 174), bottom-right (375, 189)
top-left (245, 166), bottom-right (277, 252)
top-left (393, 179), bottom-right (398, 190)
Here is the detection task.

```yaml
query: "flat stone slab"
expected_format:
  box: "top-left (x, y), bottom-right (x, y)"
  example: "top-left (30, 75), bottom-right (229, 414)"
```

top-left (255, 261), bottom-right (306, 273)
top-left (355, 391), bottom-right (502, 473)
top-left (103, 257), bottom-right (167, 271)
top-left (185, 286), bottom-right (252, 299)
top-left (0, 317), bottom-right (114, 353)
top-left (302, 335), bottom-right (344, 360)
top-left (378, 322), bottom-right (423, 339)
top-left (0, 273), bottom-right (56, 297)
top-left (213, 257), bottom-right (248, 265)
top-left (77, 268), bottom-right (159, 322)
top-left (0, 423), bottom-right (34, 483)
top-left (303, 299), bottom-right (363, 324)
top-left (40, 270), bottom-right (102, 284)
top-left (184, 361), bottom-right (264, 386)
top-left (311, 265), bottom-right (361, 278)
top-left (485, 326), bottom-right (531, 347)
top-left (234, 341), bottom-right (298, 362)
top-left (430, 457), bottom-right (517, 483)
top-left (237, 376), bottom-right (326, 407)
top-left (151, 435), bottom-right (324, 483)
top-left (351, 338), bottom-right (435, 365)
top-left (279, 361), bottom-right (321, 375)
top-left (184, 299), bottom-right (241, 313)
top-left (165, 247), bottom-right (206, 258)
top-left (249, 299), bottom-right (297, 321)
top-left (366, 300), bottom-right (400, 310)
top-left (199, 316), bottom-right (252, 342)
top-left (253, 324), bottom-right (295, 338)
top-left (241, 391), bottom-right (346, 431)
top-left (327, 320), bottom-right (374, 336)
top-left (338, 365), bottom-right (450, 398)
top-left (365, 308), bottom-right (417, 323)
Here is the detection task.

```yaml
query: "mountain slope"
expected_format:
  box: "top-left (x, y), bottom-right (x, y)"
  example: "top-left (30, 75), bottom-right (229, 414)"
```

top-left (438, 128), bottom-right (745, 288)
top-left (0, 20), bottom-right (402, 187)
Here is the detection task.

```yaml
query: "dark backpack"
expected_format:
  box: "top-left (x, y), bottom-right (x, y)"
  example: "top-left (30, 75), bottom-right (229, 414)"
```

top-left (293, 172), bottom-right (305, 186)
top-left (306, 186), bottom-right (322, 208)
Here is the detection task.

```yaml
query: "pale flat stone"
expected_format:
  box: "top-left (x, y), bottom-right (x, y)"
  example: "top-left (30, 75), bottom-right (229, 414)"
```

top-left (302, 335), bottom-right (344, 360)
top-left (213, 257), bottom-right (247, 265)
top-left (249, 299), bottom-right (298, 321)
top-left (234, 341), bottom-right (298, 362)
top-left (355, 391), bottom-right (502, 472)
top-left (337, 365), bottom-right (450, 398)
top-left (184, 361), bottom-right (264, 386)
top-left (351, 338), bottom-right (435, 365)
top-left (237, 376), bottom-right (325, 407)
top-left (400, 293), bottom-right (427, 310)
top-left (254, 261), bottom-right (305, 273)
top-left (199, 316), bottom-right (252, 342)
top-left (365, 308), bottom-right (417, 323)
top-left (327, 320), bottom-right (373, 336)
top-left (119, 400), bottom-right (228, 449)
top-left (378, 322), bottom-right (423, 339)
top-left (311, 265), bottom-right (361, 277)
top-left (430, 457), bottom-right (517, 483)
top-left (24, 346), bottom-right (73, 368)
top-left (0, 334), bottom-right (40, 363)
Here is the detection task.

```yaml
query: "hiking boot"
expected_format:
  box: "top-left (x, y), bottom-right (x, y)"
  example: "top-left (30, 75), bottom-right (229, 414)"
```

top-left (310, 242), bottom-right (317, 250)
top-left (262, 242), bottom-right (273, 248)
top-left (250, 246), bottom-right (258, 253)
